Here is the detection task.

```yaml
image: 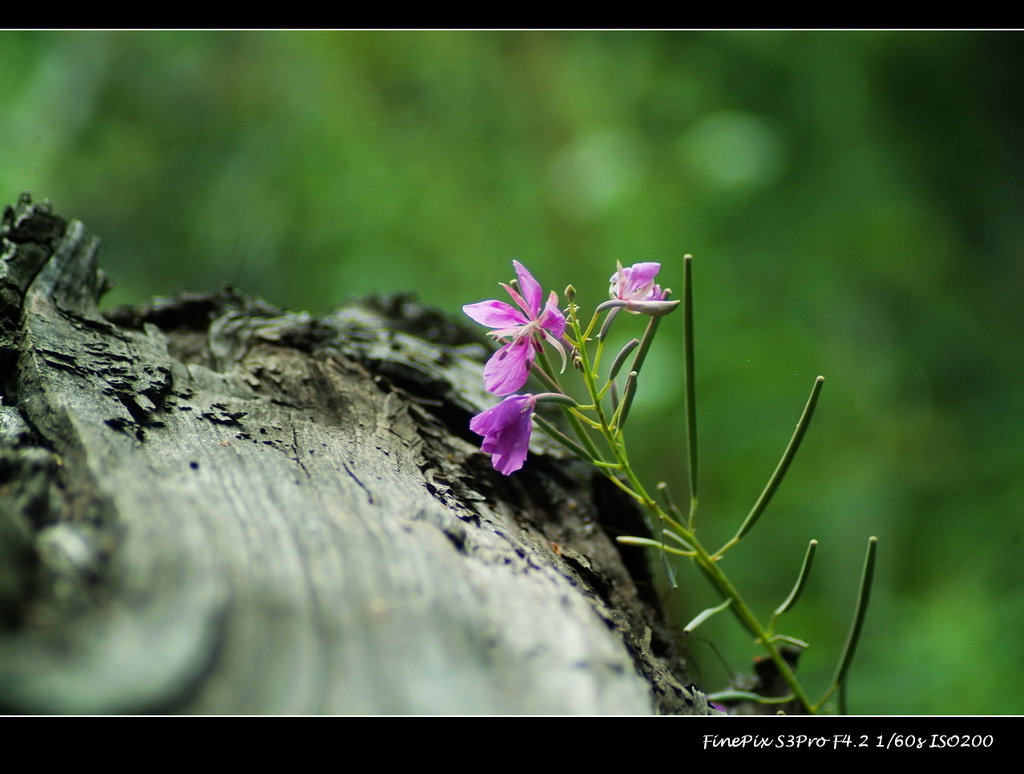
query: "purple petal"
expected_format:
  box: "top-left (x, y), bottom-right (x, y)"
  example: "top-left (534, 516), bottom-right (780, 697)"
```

top-left (611, 262), bottom-right (662, 301)
top-left (538, 291), bottom-right (566, 338)
top-left (513, 260), bottom-right (543, 316)
top-left (463, 300), bottom-right (528, 329)
top-left (470, 394), bottom-right (528, 436)
top-left (626, 262), bottom-right (661, 289)
top-left (499, 282), bottom-right (533, 321)
top-left (488, 422), bottom-right (532, 475)
top-left (483, 338), bottom-right (535, 395)
top-left (470, 394), bottom-right (535, 475)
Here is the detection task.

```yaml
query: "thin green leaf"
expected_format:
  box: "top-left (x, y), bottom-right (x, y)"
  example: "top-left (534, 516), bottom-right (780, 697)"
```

top-left (657, 481), bottom-right (686, 525)
top-left (769, 634), bottom-right (810, 649)
top-left (683, 598), bottom-right (733, 634)
top-left (662, 529), bottom-right (695, 552)
top-left (707, 690), bottom-right (796, 706)
top-left (733, 375), bottom-right (825, 542)
top-left (831, 536), bottom-right (878, 689)
top-left (616, 536), bottom-right (694, 557)
top-left (773, 540), bottom-right (818, 619)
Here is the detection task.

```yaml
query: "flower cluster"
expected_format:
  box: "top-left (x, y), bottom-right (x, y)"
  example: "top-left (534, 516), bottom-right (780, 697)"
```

top-left (463, 260), bottom-right (566, 396)
top-left (462, 255), bottom-right (873, 716)
top-left (465, 259), bottom-right (671, 475)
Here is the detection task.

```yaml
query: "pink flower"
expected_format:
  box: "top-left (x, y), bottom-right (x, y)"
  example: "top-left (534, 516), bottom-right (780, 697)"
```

top-left (463, 261), bottom-right (566, 395)
top-left (609, 261), bottom-right (665, 310)
top-left (470, 394), bottom-right (537, 475)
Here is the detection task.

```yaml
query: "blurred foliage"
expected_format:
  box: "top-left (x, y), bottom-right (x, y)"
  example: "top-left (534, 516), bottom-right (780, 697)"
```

top-left (2, 30), bottom-right (1022, 714)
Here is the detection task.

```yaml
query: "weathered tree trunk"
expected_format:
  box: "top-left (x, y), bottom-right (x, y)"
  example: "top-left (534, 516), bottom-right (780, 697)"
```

top-left (0, 195), bottom-right (713, 714)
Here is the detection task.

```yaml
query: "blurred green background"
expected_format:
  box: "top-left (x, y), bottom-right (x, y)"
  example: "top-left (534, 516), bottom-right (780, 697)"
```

top-left (3, 31), bottom-right (1021, 714)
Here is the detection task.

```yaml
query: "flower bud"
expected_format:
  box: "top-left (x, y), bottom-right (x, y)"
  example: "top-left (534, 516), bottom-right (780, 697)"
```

top-left (624, 298), bottom-right (680, 317)
top-left (609, 338), bottom-right (640, 380)
top-left (534, 392), bottom-right (577, 407)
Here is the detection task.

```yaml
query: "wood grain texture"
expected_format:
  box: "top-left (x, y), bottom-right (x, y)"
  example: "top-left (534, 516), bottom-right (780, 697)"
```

top-left (0, 195), bottom-right (713, 714)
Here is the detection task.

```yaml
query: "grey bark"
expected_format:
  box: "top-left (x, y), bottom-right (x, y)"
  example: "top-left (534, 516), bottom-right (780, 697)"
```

top-left (0, 194), bottom-right (713, 714)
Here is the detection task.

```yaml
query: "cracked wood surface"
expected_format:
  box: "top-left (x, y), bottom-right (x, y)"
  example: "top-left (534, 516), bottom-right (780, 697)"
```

top-left (0, 195), bottom-right (713, 714)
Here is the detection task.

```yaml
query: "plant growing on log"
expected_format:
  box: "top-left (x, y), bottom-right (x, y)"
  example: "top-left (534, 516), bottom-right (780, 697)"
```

top-left (464, 257), bottom-right (877, 714)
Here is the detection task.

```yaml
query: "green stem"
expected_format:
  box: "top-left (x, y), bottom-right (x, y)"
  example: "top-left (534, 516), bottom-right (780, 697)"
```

top-left (634, 502), bottom-right (816, 712)
top-left (532, 414), bottom-right (596, 463)
top-left (689, 535), bottom-right (815, 712)
top-left (613, 437), bottom-right (815, 710)
top-left (534, 347), bottom-right (604, 463)
top-left (556, 271), bottom-right (819, 713)
top-left (815, 536), bottom-right (878, 712)
top-left (682, 255), bottom-right (699, 530)
top-left (568, 300), bottom-right (621, 462)
top-left (612, 447), bottom-right (816, 710)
